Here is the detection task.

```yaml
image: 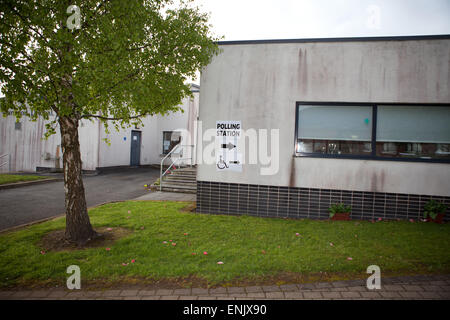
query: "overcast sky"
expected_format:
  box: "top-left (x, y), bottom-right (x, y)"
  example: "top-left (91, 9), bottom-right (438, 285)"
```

top-left (1, 1), bottom-right (449, 96)
top-left (194, 0), bottom-right (450, 40)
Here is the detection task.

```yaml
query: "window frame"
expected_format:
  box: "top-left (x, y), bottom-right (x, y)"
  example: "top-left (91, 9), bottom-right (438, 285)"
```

top-left (162, 130), bottom-right (181, 155)
top-left (294, 102), bottom-right (450, 163)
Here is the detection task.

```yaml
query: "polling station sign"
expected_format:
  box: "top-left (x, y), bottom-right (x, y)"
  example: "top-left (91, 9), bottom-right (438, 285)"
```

top-left (216, 121), bottom-right (241, 137)
top-left (216, 121), bottom-right (242, 172)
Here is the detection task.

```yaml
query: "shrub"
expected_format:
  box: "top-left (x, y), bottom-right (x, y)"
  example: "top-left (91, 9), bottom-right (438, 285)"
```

top-left (329, 203), bottom-right (351, 218)
top-left (423, 200), bottom-right (447, 220)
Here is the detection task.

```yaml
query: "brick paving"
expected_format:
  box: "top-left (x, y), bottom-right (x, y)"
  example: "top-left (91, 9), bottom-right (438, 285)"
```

top-left (1, 274), bottom-right (449, 300)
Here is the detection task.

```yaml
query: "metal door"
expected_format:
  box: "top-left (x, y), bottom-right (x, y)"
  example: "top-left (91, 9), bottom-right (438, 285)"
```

top-left (130, 131), bottom-right (141, 166)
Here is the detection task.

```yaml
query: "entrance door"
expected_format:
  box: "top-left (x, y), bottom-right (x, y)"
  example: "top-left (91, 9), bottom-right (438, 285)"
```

top-left (130, 131), bottom-right (141, 166)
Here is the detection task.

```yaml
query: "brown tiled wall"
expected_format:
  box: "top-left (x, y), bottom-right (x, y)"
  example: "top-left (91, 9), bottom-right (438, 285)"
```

top-left (196, 181), bottom-right (450, 221)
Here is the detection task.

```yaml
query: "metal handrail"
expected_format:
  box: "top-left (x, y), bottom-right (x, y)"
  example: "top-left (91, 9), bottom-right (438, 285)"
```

top-left (159, 144), bottom-right (194, 191)
top-left (0, 153), bottom-right (11, 171)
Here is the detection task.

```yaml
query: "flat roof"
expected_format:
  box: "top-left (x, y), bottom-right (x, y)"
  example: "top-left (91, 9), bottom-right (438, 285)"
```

top-left (218, 34), bottom-right (450, 46)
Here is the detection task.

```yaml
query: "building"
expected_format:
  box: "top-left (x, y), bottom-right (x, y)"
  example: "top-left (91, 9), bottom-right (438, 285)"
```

top-left (0, 84), bottom-right (200, 173)
top-left (196, 35), bottom-right (450, 221)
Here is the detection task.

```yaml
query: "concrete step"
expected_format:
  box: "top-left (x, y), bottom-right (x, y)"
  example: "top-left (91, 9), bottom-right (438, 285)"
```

top-left (160, 166), bottom-right (197, 194)
top-left (174, 167), bottom-right (196, 171)
top-left (170, 170), bottom-right (196, 176)
top-left (162, 179), bottom-right (196, 185)
top-left (160, 180), bottom-right (196, 187)
top-left (160, 182), bottom-right (197, 194)
top-left (160, 181), bottom-right (196, 187)
top-left (160, 187), bottom-right (196, 194)
top-left (163, 175), bottom-right (197, 182)
top-left (171, 168), bottom-right (197, 173)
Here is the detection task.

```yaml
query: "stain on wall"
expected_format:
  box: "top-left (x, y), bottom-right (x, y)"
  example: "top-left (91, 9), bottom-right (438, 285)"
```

top-left (289, 156), bottom-right (296, 187)
top-left (297, 48), bottom-right (308, 95)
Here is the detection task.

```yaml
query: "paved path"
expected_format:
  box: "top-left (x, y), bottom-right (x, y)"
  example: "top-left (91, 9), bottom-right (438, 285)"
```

top-left (134, 191), bottom-right (196, 201)
top-left (1, 274), bottom-right (448, 300)
top-left (0, 167), bottom-right (160, 231)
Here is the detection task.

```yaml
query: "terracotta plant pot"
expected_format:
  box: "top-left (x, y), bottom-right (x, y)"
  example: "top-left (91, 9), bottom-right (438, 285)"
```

top-left (331, 212), bottom-right (351, 221)
top-left (426, 213), bottom-right (445, 224)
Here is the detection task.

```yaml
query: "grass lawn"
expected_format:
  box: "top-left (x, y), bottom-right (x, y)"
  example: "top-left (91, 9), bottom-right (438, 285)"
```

top-left (0, 174), bottom-right (50, 185)
top-left (0, 201), bottom-right (449, 288)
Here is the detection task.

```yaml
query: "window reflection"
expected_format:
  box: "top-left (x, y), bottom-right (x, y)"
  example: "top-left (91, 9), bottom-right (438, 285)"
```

top-left (376, 142), bottom-right (450, 159)
top-left (297, 139), bottom-right (372, 156)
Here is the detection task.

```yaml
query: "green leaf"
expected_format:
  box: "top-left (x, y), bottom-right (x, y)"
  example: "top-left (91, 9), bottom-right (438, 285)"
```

top-left (0, 0), bottom-right (221, 135)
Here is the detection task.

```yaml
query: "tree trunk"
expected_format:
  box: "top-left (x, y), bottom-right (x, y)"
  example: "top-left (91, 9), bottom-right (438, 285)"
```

top-left (59, 116), bottom-right (98, 245)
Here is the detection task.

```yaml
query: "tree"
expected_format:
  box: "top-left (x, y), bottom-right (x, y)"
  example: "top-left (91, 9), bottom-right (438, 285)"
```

top-left (0, 0), bottom-right (219, 245)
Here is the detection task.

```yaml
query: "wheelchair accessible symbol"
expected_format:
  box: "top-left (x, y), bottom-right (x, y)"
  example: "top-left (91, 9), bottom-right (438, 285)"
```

top-left (216, 152), bottom-right (241, 172)
top-left (217, 155), bottom-right (229, 170)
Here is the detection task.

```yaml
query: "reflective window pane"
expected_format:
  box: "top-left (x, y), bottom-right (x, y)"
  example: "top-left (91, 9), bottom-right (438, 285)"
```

top-left (162, 131), bottom-right (181, 154)
top-left (297, 105), bottom-right (372, 156)
top-left (298, 105), bottom-right (372, 141)
top-left (376, 106), bottom-right (450, 159)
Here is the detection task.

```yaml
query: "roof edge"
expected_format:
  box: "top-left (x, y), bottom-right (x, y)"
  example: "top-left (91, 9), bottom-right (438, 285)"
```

top-left (217, 34), bottom-right (450, 46)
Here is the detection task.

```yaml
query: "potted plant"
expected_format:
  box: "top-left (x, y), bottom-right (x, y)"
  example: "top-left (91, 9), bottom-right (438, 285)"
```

top-left (329, 203), bottom-right (351, 221)
top-left (423, 200), bottom-right (447, 224)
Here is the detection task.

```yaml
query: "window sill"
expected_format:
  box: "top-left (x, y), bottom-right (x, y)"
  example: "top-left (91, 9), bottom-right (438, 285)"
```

top-left (293, 153), bottom-right (450, 163)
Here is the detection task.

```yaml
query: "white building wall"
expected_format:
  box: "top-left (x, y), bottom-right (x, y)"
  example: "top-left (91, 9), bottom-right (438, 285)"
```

top-left (1, 87), bottom-right (199, 172)
top-left (98, 91), bottom-right (199, 168)
top-left (78, 119), bottom-right (100, 170)
top-left (156, 90), bottom-right (199, 165)
top-left (0, 114), bottom-right (58, 172)
top-left (98, 115), bottom-right (159, 167)
top-left (0, 115), bottom-right (100, 172)
top-left (197, 38), bottom-right (450, 197)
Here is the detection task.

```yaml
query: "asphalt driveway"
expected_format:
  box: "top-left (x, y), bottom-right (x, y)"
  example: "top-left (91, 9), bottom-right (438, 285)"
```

top-left (0, 167), bottom-right (160, 231)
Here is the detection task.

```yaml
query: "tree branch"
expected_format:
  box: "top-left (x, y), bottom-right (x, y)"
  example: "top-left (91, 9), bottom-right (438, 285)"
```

top-left (81, 113), bottom-right (151, 121)
top-left (86, 69), bottom-right (141, 103)
top-left (6, 3), bottom-right (58, 54)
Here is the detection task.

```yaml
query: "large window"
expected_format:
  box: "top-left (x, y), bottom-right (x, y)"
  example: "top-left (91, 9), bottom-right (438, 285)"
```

top-left (376, 106), bottom-right (450, 159)
top-left (162, 131), bottom-right (181, 154)
top-left (295, 103), bottom-right (450, 161)
top-left (296, 104), bottom-right (373, 156)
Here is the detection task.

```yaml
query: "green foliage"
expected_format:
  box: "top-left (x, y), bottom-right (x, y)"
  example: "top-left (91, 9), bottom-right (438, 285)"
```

top-left (0, 0), bottom-right (220, 132)
top-left (423, 200), bottom-right (447, 220)
top-left (329, 203), bottom-right (351, 218)
top-left (0, 201), bottom-right (449, 287)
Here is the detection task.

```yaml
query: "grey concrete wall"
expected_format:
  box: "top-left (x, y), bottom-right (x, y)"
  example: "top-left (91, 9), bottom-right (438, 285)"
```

top-left (197, 38), bottom-right (450, 196)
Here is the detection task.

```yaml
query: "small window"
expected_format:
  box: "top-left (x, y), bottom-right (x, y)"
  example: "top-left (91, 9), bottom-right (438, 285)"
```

top-left (15, 122), bottom-right (21, 130)
top-left (163, 131), bottom-right (181, 154)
